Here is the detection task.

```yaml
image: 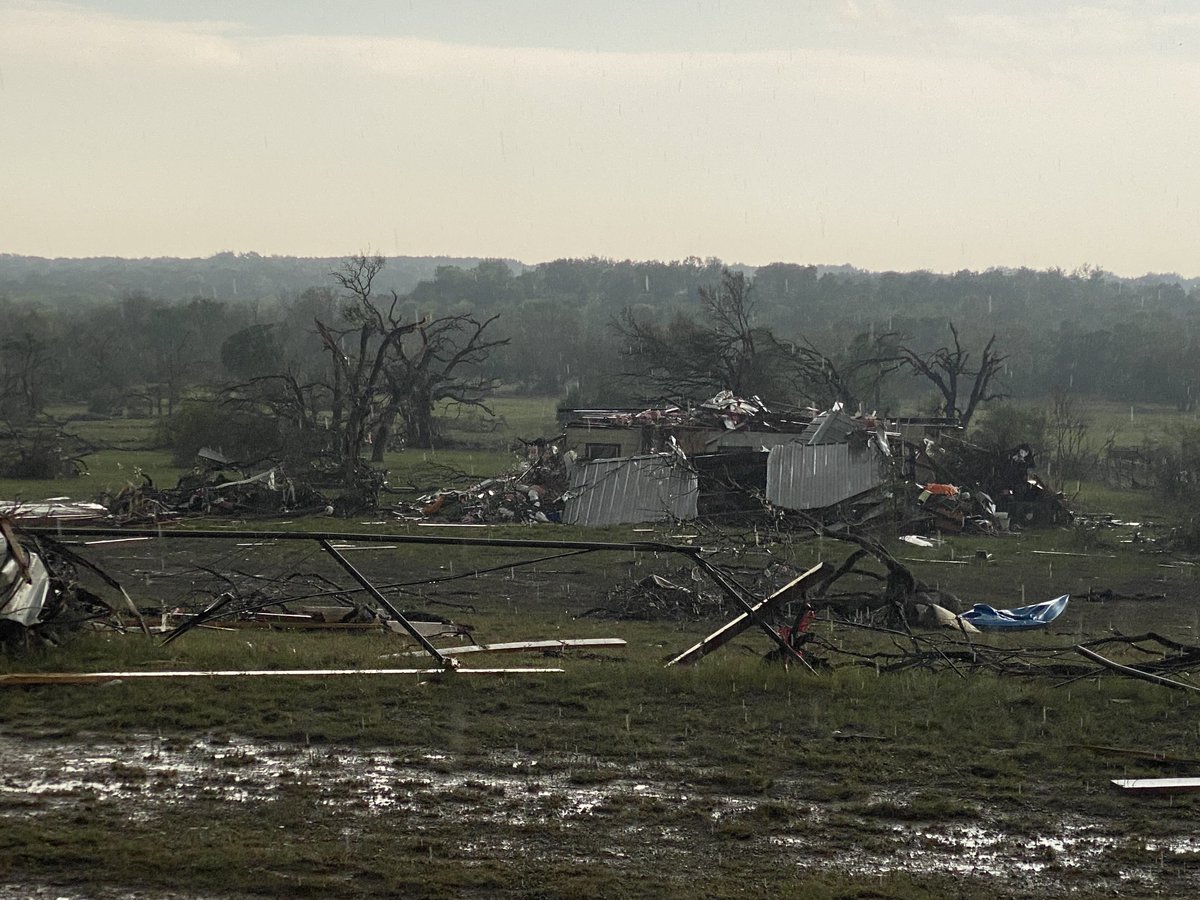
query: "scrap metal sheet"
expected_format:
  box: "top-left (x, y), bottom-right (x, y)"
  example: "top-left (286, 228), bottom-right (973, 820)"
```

top-left (564, 455), bottom-right (698, 526)
top-left (766, 442), bottom-right (887, 510)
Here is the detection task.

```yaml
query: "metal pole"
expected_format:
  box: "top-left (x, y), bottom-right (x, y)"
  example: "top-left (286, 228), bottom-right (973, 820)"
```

top-left (319, 539), bottom-right (452, 669)
top-left (22, 526), bottom-right (689, 555)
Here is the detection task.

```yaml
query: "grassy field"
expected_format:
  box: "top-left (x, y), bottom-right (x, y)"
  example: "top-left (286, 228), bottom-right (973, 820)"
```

top-left (3, 396), bottom-right (1200, 897)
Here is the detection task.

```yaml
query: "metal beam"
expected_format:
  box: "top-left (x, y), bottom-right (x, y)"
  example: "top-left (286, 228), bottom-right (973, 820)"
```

top-left (318, 539), bottom-right (451, 667)
top-left (20, 525), bottom-right (689, 555)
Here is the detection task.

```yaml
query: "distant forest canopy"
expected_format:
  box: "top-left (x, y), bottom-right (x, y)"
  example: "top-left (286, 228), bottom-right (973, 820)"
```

top-left (2, 252), bottom-right (1200, 416)
top-left (0, 252), bottom-right (513, 306)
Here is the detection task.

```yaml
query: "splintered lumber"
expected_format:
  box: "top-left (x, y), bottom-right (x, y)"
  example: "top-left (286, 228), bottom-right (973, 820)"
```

top-left (1112, 778), bottom-right (1200, 794)
top-left (1075, 645), bottom-right (1200, 693)
top-left (402, 638), bottom-right (626, 658)
top-left (667, 562), bottom-right (826, 667)
top-left (0, 667), bottom-right (564, 686)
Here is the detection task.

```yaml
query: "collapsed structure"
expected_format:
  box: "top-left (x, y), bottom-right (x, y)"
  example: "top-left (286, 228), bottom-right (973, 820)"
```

top-left (547, 392), bottom-right (1070, 532)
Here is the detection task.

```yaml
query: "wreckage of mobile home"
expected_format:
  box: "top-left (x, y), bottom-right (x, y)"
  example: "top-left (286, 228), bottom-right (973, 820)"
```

top-left (556, 393), bottom-right (1067, 532)
top-left (558, 394), bottom-right (954, 527)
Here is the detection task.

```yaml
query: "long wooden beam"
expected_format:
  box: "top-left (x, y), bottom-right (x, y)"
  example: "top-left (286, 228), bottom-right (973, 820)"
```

top-left (0, 667), bottom-right (564, 686)
top-left (401, 638), bottom-right (627, 658)
top-left (1112, 778), bottom-right (1200, 794)
top-left (667, 562), bottom-right (828, 667)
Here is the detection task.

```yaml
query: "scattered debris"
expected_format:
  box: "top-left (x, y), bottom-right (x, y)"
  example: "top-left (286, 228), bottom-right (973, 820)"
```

top-left (1084, 588), bottom-right (1166, 603)
top-left (413, 437), bottom-right (572, 524)
top-left (582, 568), bottom-right (725, 621)
top-left (0, 525), bottom-right (50, 628)
top-left (915, 438), bottom-right (1072, 530)
top-left (0, 521), bottom-right (128, 647)
top-left (104, 465), bottom-right (331, 523)
top-left (0, 499), bottom-right (110, 524)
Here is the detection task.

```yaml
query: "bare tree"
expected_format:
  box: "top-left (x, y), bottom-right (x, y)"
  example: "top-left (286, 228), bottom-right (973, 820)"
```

top-left (789, 330), bottom-right (906, 412)
top-left (614, 268), bottom-right (797, 403)
top-left (314, 255), bottom-right (418, 485)
top-left (615, 268), bottom-right (903, 410)
top-left (0, 331), bottom-right (53, 420)
top-left (901, 324), bottom-right (1007, 428)
top-left (374, 313), bottom-right (508, 453)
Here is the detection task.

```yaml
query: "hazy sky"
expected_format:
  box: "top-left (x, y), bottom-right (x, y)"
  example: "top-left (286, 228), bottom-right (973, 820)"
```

top-left (2, 1), bottom-right (1198, 275)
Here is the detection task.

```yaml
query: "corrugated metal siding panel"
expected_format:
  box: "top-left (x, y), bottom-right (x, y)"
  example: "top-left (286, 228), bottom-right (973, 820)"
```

top-left (766, 442), bottom-right (886, 510)
top-left (563, 456), bottom-right (698, 526)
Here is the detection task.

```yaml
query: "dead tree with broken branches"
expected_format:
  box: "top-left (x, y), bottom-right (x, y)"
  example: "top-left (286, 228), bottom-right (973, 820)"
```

top-left (614, 268), bottom-right (797, 403)
top-left (376, 312), bottom-right (508, 453)
top-left (315, 255), bottom-right (419, 486)
top-left (901, 323), bottom-right (1007, 428)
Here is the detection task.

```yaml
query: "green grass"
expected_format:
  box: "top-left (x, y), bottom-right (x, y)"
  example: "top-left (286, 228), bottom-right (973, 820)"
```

top-left (3, 394), bottom-right (561, 504)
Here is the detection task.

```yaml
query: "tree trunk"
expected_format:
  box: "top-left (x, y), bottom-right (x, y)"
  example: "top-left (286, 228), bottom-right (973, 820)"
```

top-left (404, 387), bottom-right (436, 449)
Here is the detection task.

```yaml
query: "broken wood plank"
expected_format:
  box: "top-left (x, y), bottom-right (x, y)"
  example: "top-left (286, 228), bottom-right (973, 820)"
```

top-left (1031, 550), bottom-right (1116, 558)
top-left (0, 667), bottom-right (565, 686)
top-left (1076, 744), bottom-right (1200, 766)
top-left (1112, 777), bottom-right (1200, 794)
top-left (400, 638), bottom-right (626, 658)
top-left (666, 563), bottom-right (827, 667)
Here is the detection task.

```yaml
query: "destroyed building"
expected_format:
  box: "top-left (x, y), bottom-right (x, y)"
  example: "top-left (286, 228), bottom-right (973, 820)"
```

top-left (553, 392), bottom-right (1067, 532)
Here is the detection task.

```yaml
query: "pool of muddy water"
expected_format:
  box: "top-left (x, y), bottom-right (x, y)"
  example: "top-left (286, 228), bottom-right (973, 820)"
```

top-left (0, 733), bottom-right (1189, 895)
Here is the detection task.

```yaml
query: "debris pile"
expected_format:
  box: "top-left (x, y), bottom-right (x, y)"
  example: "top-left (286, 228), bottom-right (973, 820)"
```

top-left (414, 438), bottom-right (572, 524)
top-left (914, 438), bottom-right (1072, 531)
top-left (0, 524), bottom-right (122, 648)
top-left (103, 465), bottom-right (332, 523)
top-left (911, 482), bottom-right (1000, 535)
top-left (565, 391), bottom-right (815, 437)
top-left (583, 568), bottom-right (726, 621)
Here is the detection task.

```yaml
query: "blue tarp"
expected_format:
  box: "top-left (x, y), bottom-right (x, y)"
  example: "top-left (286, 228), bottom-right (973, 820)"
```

top-left (958, 594), bottom-right (1069, 631)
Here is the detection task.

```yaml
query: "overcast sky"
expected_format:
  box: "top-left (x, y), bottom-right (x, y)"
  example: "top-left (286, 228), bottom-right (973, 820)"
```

top-left (2, 1), bottom-right (1198, 275)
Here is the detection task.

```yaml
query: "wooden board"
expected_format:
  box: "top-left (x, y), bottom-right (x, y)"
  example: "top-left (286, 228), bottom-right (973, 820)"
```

top-left (667, 562), bottom-right (826, 666)
top-left (1112, 778), bottom-right (1200, 794)
top-left (0, 667), bottom-right (564, 686)
top-left (402, 638), bottom-right (626, 658)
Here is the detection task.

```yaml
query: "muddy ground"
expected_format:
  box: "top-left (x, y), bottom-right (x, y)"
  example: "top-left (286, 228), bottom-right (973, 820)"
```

top-left (2, 725), bottom-right (1198, 898)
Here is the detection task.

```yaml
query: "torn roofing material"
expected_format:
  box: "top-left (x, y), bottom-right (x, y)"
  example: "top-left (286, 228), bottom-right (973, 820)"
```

top-left (766, 441), bottom-right (889, 511)
top-left (563, 455), bottom-right (699, 526)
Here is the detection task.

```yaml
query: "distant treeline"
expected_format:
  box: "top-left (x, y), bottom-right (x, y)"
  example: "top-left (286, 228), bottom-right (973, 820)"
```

top-left (2, 253), bottom-right (1199, 417)
top-left (0, 252), bottom-right (508, 306)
